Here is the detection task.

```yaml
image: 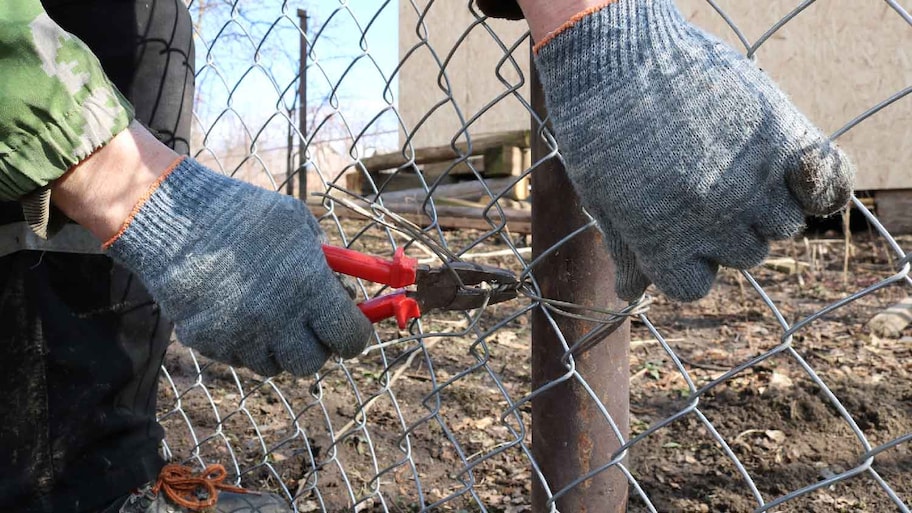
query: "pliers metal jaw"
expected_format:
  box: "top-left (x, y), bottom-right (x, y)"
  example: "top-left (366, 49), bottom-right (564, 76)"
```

top-left (415, 261), bottom-right (518, 311)
top-left (323, 245), bottom-right (519, 328)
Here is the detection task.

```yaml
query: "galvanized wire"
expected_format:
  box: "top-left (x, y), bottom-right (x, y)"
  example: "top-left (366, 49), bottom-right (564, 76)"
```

top-left (160, 1), bottom-right (912, 511)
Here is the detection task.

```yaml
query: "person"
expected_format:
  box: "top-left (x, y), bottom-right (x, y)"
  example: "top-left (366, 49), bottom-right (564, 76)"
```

top-left (0, 0), bottom-right (853, 511)
top-left (1, 1), bottom-right (363, 512)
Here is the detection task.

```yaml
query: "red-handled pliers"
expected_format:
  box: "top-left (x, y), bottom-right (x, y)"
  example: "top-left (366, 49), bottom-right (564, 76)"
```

top-left (322, 244), bottom-right (520, 328)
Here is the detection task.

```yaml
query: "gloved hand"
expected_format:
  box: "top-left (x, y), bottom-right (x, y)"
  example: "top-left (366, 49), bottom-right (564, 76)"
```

top-left (105, 157), bottom-right (373, 376)
top-left (535, 0), bottom-right (854, 301)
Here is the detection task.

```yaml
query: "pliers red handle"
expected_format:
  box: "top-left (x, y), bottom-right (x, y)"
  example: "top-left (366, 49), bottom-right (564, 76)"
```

top-left (322, 244), bottom-right (519, 328)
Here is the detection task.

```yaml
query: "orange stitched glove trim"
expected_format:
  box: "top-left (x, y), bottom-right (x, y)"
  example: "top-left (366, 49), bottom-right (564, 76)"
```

top-left (102, 155), bottom-right (187, 250)
top-left (533, 0), bottom-right (621, 54)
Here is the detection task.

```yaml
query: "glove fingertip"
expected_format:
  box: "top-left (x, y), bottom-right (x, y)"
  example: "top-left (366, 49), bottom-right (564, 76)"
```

top-left (786, 140), bottom-right (855, 217)
top-left (601, 226), bottom-right (652, 302)
top-left (248, 353), bottom-right (283, 378)
top-left (652, 259), bottom-right (718, 302)
top-left (309, 280), bottom-right (374, 360)
top-left (223, 346), bottom-right (282, 378)
top-left (331, 308), bottom-right (373, 359)
top-left (615, 264), bottom-right (651, 302)
top-left (275, 328), bottom-right (333, 377)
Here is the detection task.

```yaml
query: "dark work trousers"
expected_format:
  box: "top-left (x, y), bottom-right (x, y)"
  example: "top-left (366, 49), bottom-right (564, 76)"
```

top-left (0, 1), bottom-right (194, 511)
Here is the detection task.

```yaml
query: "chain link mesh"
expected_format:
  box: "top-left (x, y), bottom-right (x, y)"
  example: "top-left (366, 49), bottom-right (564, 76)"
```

top-left (160, 1), bottom-right (912, 511)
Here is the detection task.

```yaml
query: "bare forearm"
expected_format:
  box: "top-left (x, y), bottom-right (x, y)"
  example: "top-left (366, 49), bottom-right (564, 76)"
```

top-left (51, 121), bottom-right (179, 243)
top-left (516, 0), bottom-right (611, 44)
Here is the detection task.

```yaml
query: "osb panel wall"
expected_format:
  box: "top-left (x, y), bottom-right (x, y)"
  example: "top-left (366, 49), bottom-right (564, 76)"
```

top-left (398, 0), bottom-right (911, 190)
top-left (397, 2), bottom-right (531, 153)
top-left (678, 0), bottom-right (911, 190)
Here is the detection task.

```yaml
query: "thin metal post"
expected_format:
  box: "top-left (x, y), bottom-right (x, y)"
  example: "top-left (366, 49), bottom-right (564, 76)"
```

top-left (530, 60), bottom-right (630, 512)
top-left (297, 9), bottom-right (308, 201)
top-left (285, 107), bottom-right (295, 196)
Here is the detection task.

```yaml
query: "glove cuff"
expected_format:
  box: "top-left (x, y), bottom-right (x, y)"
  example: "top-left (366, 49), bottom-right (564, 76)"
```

top-left (534, 0), bottom-right (692, 107)
top-left (105, 157), bottom-right (242, 277)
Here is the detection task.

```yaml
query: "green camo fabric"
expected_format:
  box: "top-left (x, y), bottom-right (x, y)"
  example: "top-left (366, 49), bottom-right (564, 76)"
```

top-left (0, 1), bottom-right (134, 202)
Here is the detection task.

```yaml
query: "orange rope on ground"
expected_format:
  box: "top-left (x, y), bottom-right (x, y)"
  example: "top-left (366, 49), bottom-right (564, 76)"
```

top-left (151, 463), bottom-right (248, 510)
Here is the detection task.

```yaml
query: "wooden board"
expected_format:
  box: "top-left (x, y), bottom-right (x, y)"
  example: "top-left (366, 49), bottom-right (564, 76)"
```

top-left (359, 130), bottom-right (530, 174)
top-left (309, 201), bottom-right (531, 234)
top-left (370, 177), bottom-right (529, 203)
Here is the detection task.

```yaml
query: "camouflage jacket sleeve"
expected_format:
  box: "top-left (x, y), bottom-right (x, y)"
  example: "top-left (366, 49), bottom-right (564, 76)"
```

top-left (0, 1), bottom-right (134, 235)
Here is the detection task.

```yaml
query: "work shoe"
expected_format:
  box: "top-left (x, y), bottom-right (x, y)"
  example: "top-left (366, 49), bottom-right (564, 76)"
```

top-left (115, 464), bottom-right (292, 512)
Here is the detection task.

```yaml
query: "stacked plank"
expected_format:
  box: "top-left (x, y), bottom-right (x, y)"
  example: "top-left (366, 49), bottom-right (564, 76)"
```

top-left (324, 130), bottom-right (532, 232)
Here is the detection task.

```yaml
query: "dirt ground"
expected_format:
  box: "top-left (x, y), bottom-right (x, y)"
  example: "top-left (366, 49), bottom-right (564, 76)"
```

top-left (158, 219), bottom-right (912, 512)
top-left (625, 233), bottom-right (912, 512)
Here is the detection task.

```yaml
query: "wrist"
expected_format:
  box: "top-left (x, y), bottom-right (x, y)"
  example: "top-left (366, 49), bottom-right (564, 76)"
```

top-left (533, 0), bottom-right (692, 107)
top-left (104, 158), bottom-right (241, 276)
top-left (516, 0), bottom-right (615, 48)
top-left (50, 120), bottom-right (181, 242)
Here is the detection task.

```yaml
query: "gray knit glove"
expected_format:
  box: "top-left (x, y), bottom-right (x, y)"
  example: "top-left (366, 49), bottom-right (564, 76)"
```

top-left (535, 0), bottom-right (854, 301)
top-left (106, 158), bottom-right (372, 376)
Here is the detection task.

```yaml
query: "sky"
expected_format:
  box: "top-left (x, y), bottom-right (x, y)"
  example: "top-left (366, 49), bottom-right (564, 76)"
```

top-left (188, 0), bottom-right (400, 156)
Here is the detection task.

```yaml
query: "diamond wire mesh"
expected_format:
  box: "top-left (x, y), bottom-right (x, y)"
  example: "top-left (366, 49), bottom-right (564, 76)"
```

top-left (159, 0), bottom-right (912, 511)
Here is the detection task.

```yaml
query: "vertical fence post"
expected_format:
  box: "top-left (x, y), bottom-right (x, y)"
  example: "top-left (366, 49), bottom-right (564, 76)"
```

top-left (297, 8), bottom-right (308, 201)
top-left (286, 107), bottom-right (295, 196)
top-left (530, 60), bottom-right (631, 512)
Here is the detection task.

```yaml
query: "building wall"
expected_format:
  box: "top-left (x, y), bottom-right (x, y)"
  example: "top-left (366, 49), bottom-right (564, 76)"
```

top-left (398, 0), bottom-right (912, 190)
top-left (397, 1), bottom-right (531, 153)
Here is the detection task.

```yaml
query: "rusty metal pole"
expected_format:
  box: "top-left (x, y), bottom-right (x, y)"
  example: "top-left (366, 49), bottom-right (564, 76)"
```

top-left (297, 9), bottom-right (308, 201)
top-left (530, 59), bottom-right (630, 512)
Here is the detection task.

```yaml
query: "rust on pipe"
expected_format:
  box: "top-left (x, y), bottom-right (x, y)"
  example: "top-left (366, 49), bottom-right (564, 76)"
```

top-left (530, 59), bottom-right (630, 513)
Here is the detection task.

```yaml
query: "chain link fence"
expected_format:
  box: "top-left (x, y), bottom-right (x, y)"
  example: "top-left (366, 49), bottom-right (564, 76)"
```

top-left (160, 0), bottom-right (912, 511)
